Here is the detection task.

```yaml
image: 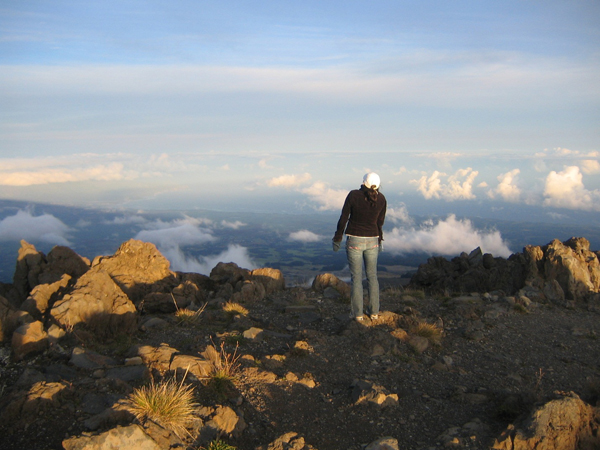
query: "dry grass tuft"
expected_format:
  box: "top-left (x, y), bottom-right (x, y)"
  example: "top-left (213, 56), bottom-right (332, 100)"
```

top-left (202, 341), bottom-right (241, 395)
top-left (171, 293), bottom-right (206, 326)
top-left (200, 440), bottom-right (238, 450)
top-left (124, 376), bottom-right (198, 438)
top-left (410, 321), bottom-right (443, 345)
top-left (222, 301), bottom-right (249, 317)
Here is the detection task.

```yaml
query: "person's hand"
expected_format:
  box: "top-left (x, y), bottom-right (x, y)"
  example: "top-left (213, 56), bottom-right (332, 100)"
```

top-left (332, 240), bottom-right (341, 252)
top-left (379, 240), bottom-right (383, 253)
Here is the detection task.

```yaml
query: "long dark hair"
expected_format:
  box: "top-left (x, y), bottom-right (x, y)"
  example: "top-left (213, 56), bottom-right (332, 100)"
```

top-left (361, 184), bottom-right (379, 206)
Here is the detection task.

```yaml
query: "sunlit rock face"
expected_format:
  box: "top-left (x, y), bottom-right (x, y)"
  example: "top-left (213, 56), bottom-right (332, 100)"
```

top-left (410, 237), bottom-right (600, 302)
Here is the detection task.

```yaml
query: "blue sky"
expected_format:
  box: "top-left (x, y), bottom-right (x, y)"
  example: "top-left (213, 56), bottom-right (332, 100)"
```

top-left (1, 0), bottom-right (599, 221)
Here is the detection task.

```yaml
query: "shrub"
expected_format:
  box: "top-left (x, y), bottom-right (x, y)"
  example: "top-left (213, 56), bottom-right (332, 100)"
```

top-left (202, 342), bottom-right (241, 396)
top-left (200, 440), bottom-right (237, 450)
top-left (124, 376), bottom-right (197, 438)
top-left (222, 301), bottom-right (249, 317)
top-left (411, 321), bottom-right (443, 345)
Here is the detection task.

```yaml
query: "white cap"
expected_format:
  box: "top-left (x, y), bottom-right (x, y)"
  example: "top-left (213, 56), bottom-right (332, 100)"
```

top-left (363, 172), bottom-right (380, 189)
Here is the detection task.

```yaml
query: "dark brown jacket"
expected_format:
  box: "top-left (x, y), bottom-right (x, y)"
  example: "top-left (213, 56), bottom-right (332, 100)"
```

top-left (333, 186), bottom-right (386, 242)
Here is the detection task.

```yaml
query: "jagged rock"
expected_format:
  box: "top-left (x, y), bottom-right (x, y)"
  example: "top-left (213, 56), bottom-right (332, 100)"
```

top-left (50, 269), bottom-right (138, 337)
top-left (243, 327), bottom-right (264, 341)
top-left (544, 238), bottom-right (600, 301)
top-left (410, 237), bottom-right (600, 301)
top-left (256, 431), bottom-right (315, 450)
top-left (13, 240), bottom-right (46, 301)
top-left (0, 381), bottom-right (74, 428)
top-left (11, 320), bottom-right (48, 360)
top-left (352, 379), bottom-right (399, 408)
top-left (170, 354), bottom-right (212, 379)
top-left (0, 295), bottom-right (19, 343)
top-left (20, 274), bottom-right (71, 320)
top-left (94, 239), bottom-right (176, 304)
top-left (39, 245), bottom-right (90, 285)
top-left (204, 405), bottom-right (247, 438)
top-left (62, 424), bottom-right (160, 450)
top-left (365, 436), bottom-right (400, 450)
top-left (135, 344), bottom-right (179, 372)
top-left (251, 267), bottom-right (286, 295)
top-left (232, 280), bottom-right (266, 303)
top-left (311, 273), bottom-right (350, 298)
top-left (492, 391), bottom-right (600, 450)
top-left (210, 262), bottom-right (251, 285)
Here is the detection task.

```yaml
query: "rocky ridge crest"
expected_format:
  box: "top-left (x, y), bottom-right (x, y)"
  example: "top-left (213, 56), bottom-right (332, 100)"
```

top-left (0, 237), bottom-right (599, 450)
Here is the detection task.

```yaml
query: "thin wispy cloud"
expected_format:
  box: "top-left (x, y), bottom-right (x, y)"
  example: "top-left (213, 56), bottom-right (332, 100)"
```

top-left (221, 220), bottom-right (246, 230)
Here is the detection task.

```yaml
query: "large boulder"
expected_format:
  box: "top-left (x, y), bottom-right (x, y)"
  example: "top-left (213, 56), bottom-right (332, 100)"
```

top-left (210, 262), bottom-right (251, 286)
top-left (93, 239), bottom-right (176, 304)
top-left (20, 274), bottom-right (71, 320)
top-left (251, 268), bottom-right (286, 295)
top-left (543, 238), bottom-right (600, 301)
top-left (39, 245), bottom-right (90, 285)
top-left (492, 392), bottom-right (600, 450)
top-left (11, 320), bottom-right (48, 360)
top-left (50, 269), bottom-right (137, 337)
top-left (12, 240), bottom-right (46, 301)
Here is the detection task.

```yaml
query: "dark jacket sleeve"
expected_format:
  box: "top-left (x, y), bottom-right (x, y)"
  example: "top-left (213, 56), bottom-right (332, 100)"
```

top-left (377, 196), bottom-right (387, 241)
top-left (333, 192), bottom-right (352, 242)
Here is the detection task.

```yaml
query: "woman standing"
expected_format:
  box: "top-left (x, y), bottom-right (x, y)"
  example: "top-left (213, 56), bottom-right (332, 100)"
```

top-left (333, 173), bottom-right (387, 322)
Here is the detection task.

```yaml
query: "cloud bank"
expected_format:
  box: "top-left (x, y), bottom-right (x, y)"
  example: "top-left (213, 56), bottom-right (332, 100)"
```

top-left (159, 244), bottom-right (256, 275)
top-left (133, 217), bottom-right (255, 274)
top-left (385, 215), bottom-right (512, 258)
top-left (0, 210), bottom-right (71, 246)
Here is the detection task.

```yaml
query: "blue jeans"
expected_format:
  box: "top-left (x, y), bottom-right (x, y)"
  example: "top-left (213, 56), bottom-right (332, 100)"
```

top-left (346, 236), bottom-right (380, 318)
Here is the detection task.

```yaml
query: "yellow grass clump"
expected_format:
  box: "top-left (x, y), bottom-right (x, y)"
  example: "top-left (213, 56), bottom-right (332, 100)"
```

top-left (410, 321), bottom-right (443, 345)
top-left (222, 301), bottom-right (249, 317)
top-left (124, 376), bottom-right (198, 438)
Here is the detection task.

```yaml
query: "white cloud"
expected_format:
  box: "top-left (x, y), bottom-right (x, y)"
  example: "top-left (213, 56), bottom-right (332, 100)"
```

top-left (580, 159), bottom-right (600, 175)
top-left (104, 215), bottom-right (148, 225)
top-left (0, 209), bottom-right (71, 246)
top-left (221, 220), bottom-right (246, 230)
top-left (267, 173), bottom-right (312, 188)
top-left (135, 217), bottom-right (215, 248)
top-left (543, 166), bottom-right (600, 211)
top-left (289, 230), bottom-right (323, 243)
top-left (301, 182), bottom-right (348, 211)
top-left (160, 244), bottom-right (257, 275)
top-left (385, 214), bottom-right (512, 258)
top-left (412, 168), bottom-right (478, 201)
top-left (387, 204), bottom-right (412, 225)
top-left (488, 169), bottom-right (521, 202)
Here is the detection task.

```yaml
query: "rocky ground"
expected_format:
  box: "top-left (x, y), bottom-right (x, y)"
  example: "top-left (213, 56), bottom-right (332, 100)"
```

top-left (1, 279), bottom-right (600, 450)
